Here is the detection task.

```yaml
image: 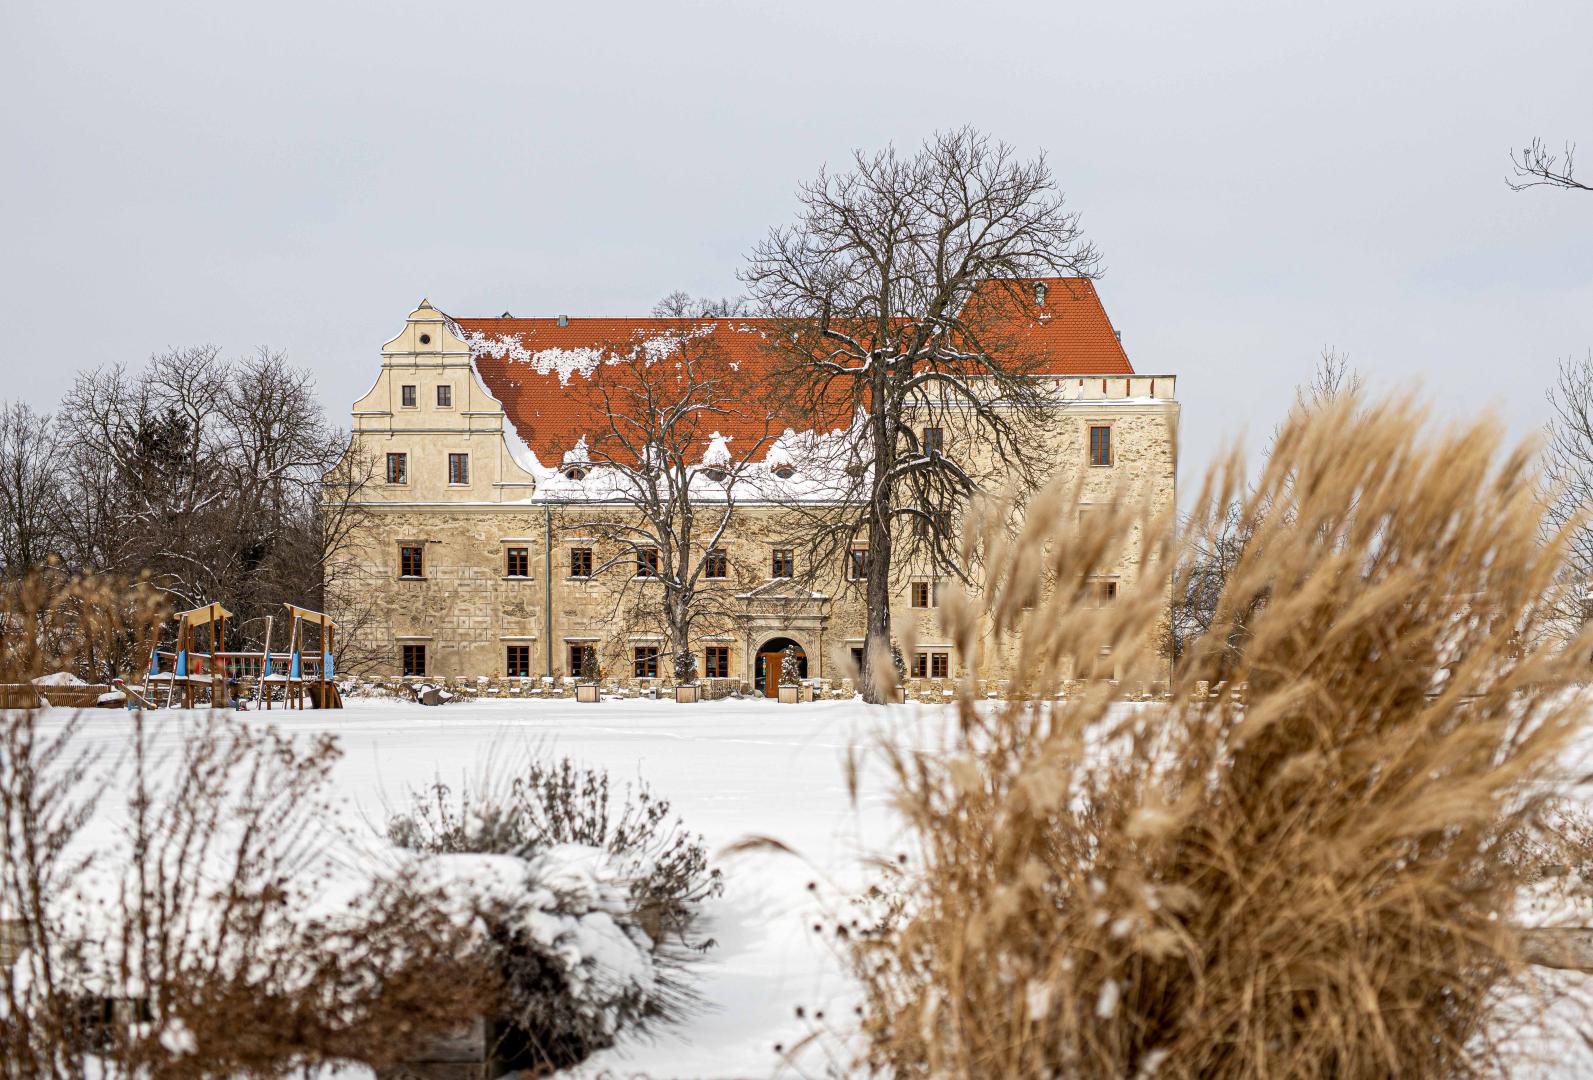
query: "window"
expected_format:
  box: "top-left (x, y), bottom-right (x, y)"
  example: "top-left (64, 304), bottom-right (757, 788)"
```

top-left (847, 549), bottom-right (871, 581)
top-left (633, 645), bottom-right (659, 679)
top-left (400, 384), bottom-right (417, 408)
top-left (705, 645), bottom-right (730, 679)
top-left (448, 453), bottom-right (470, 485)
top-left (705, 548), bottom-right (727, 579)
top-left (850, 646), bottom-right (865, 673)
top-left (922, 426), bottom-right (943, 456)
top-left (402, 643), bottom-right (426, 676)
top-left (569, 547), bottom-right (593, 578)
top-left (505, 644), bottom-right (531, 677)
top-left (568, 643), bottom-right (596, 678)
top-left (505, 546), bottom-right (529, 577)
top-left (771, 548), bottom-right (794, 579)
top-left (916, 507), bottom-right (953, 539)
top-left (1092, 580), bottom-right (1118, 606)
top-left (704, 467), bottom-right (727, 483)
top-left (385, 452), bottom-right (408, 485)
top-left (911, 580), bottom-right (939, 608)
top-left (912, 651), bottom-right (950, 678)
top-left (1089, 425), bottom-right (1113, 467)
top-left (635, 548), bottom-right (659, 578)
top-left (772, 463), bottom-right (795, 480)
top-left (912, 652), bottom-right (928, 678)
top-left (436, 384), bottom-right (453, 408)
top-left (399, 545), bottom-right (424, 578)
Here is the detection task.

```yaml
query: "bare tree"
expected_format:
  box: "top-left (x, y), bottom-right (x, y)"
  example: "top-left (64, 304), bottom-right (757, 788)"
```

top-left (651, 291), bottom-right (748, 318)
top-left (741, 128), bottom-right (1101, 701)
top-left (560, 322), bottom-right (774, 683)
top-left (49, 347), bottom-right (365, 656)
top-left (1541, 353), bottom-right (1593, 636)
top-left (0, 403), bottom-right (63, 578)
top-left (1171, 348), bottom-right (1361, 666)
top-left (1510, 137), bottom-right (1593, 192)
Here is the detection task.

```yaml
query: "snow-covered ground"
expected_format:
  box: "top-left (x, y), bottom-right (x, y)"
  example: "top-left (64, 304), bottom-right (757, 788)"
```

top-left (53, 695), bottom-right (925, 1078)
top-left (38, 694), bottom-right (1593, 1078)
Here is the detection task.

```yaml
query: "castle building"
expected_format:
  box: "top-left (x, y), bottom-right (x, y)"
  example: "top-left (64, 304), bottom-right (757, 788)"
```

top-left (332, 279), bottom-right (1178, 693)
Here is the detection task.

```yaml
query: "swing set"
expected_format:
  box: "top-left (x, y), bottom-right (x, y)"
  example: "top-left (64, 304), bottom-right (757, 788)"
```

top-left (125, 602), bottom-right (343, 710)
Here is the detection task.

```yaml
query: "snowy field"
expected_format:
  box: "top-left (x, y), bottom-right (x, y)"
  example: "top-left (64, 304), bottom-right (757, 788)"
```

top-left (52, 695), bottom-right (928, 1078)
top-left (39, 694), bottom-right (1593, 1078)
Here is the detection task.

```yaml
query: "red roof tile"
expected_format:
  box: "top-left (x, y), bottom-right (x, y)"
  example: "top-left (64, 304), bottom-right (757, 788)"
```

top-left (453, 277), bottom-right (1132, 464)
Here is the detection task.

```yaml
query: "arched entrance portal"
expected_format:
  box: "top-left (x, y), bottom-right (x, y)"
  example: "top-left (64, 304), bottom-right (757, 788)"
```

top-left (754, 637), bottom-right (807, 698)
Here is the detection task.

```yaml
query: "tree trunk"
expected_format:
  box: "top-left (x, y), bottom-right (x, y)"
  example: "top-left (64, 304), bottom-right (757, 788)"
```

top-left (860, 516), bottom-right (895, 704)
top-left (665, 587), bottom-right (694, 684)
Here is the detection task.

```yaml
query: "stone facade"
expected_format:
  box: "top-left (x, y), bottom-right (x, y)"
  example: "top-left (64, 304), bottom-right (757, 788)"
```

top-left (333, 301), bottom-right (1179, 690)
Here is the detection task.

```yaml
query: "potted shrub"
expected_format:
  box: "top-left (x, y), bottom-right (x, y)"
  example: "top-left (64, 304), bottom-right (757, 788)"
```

top-left (777, 643), bottom-right (802, 704)
top-left (674, 652), bottom-right (700, 703)
top-left (891, 641), bottom-right (909, 704)
top-left (576, 647), bottom-right (601, 703)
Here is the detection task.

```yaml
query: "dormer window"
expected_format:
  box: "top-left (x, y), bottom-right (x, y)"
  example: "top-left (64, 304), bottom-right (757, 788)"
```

top-left (1034, 281), bottom-right (1048, 306)
top-left (705, 467), bottom-right (727, 483)
top-left (564, 466), bottom-right (588, 481)
top-left (772, 464), bottom-right (795, 480)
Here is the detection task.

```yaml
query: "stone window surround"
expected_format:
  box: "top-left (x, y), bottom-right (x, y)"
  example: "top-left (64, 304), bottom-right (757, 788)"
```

top-left (1088, 422), bottom-right (1114, 467)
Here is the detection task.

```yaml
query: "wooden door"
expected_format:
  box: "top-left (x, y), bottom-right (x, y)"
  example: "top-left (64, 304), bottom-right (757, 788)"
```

top-left (760, 652), bottom-right (782, 697)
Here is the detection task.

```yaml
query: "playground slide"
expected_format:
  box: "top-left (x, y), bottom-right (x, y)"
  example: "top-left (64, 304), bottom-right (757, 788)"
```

top-left (305, 682), bottom-right (344, 709)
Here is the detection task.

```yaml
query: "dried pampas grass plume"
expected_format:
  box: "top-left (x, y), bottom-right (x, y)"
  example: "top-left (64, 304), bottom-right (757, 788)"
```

top-left (847, 394), bottom-right (1593, 1079)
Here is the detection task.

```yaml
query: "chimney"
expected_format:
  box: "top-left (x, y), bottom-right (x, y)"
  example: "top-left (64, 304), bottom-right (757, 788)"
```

top-left (557, 315), bottom-right (569, 327)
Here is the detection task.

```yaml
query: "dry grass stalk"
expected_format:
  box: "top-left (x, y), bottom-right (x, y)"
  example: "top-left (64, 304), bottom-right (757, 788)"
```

top-left (1, 572), bottom-right (495, 1078)
top-left (846, 395), bottom-right (1593, 1078)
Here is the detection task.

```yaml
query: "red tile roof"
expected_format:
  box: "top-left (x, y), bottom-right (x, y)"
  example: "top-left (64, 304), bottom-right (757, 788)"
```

top-left (452, 277), bottom-right (1132, 465)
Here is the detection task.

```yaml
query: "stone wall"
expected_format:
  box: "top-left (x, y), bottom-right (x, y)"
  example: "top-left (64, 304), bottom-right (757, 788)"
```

top-left (332, 302), bottom-right (1179, 686)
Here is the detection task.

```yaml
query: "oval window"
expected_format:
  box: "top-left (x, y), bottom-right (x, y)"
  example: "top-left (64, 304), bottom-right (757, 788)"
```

top-left (419, 333), bottom-right (431, 345)
top-left (773, 464), bottom-right (795, 479)
top-left (705, 468), bottom-right (727, 482)
top-left (564, 466), bottom-right (588, 481)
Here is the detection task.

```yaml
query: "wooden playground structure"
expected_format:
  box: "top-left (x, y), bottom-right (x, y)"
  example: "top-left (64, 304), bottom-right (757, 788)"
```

top-left (122, 601), bottom-right (343, 710)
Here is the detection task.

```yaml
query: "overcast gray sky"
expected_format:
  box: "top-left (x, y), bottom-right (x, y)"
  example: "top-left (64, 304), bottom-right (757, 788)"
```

top-left (3, 0), bottom-right (1590, 486)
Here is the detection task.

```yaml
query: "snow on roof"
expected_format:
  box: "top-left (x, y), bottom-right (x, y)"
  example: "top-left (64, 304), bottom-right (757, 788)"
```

top-left (455, 278), bottom-right (1135, 468)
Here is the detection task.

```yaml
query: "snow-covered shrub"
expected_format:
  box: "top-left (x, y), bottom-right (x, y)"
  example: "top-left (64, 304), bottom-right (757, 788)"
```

top-left (387, 755), bottom-right (722, 1067)
top-left (0, 702), bottom-right (490, 1079)
top-left (779, 643), bottom-right (802, 686)
top-left (419, 847), bottom-right (660, 1070)
top-left (844, 397), bottom-right (1593, 1078)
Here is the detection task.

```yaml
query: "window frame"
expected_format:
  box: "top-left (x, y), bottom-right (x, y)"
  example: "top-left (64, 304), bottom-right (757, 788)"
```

top-left (385, 452), bottom-right (408, 485)
top-left (922, 425), bottom-right (944, 456)
top-left (436, 384), bottom-right (453, 408)
top-left (704, 548), bottom-right (728, 580)
top-left (633, 645), bottom-right (660, 679)
top-left (1089, 424), bottom-right (1113, 467)
top-left (910, 580), bottom-right (939, 608)
top-left (704, 644), bottom-right (730, 679)
top-left (771, 548), bottom-right (794, 579)
top-left (931, 652), bottom-right (950, 679)
top-left (505, 546), bottom-right (530, 578)
top-left (400, 384), bottom-right (417, 409)
top-left (401, 643), bottom-right (426, 677)
top-left (505, 644), bottom-right (531, 678)
top-left (399, 544), bottom-right (424, 579)
top-left (447, 452), bottom-right (470, 486)
top-left (569, 547), bottom-right (594, 579)
top-left (847, 548), bottom-right (871, 581)
top-left (635, 547), bottom-right (660, 579)
top-left (567, 642), bottom-right (596, 678)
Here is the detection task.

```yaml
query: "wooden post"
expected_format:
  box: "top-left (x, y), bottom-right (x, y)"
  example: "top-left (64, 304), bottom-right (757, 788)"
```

top-left (181, 622), bottom-right (193, 709)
